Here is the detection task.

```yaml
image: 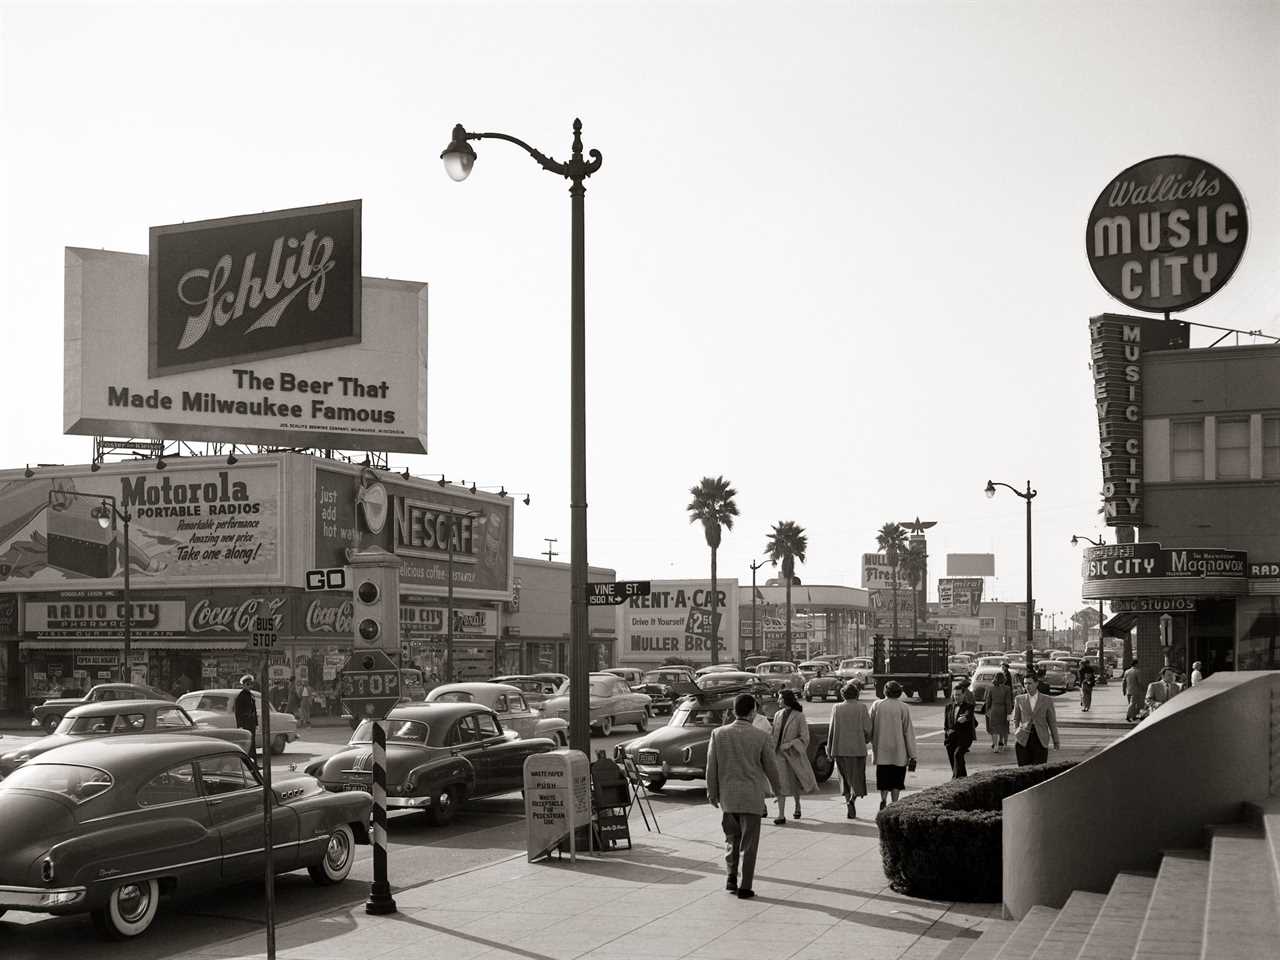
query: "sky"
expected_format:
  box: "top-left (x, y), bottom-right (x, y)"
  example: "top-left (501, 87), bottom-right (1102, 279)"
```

top-left (2, 0), bottom-right (1279, 622)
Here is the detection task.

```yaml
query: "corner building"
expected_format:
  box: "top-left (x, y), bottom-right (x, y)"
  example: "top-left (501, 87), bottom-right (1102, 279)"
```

top-left (1083, 325), bottom-right (1280, 681)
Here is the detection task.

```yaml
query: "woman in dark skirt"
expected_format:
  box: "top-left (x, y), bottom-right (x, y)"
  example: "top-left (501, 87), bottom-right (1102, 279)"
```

top-left (869, 680), bottom-right (917, 808)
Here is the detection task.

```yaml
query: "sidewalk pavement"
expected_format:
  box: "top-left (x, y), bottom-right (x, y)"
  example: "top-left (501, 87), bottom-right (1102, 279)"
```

top-left (173, 789), bottom-right (1003, 960)
top-left (1045, 674), bottom-right (1133, 728)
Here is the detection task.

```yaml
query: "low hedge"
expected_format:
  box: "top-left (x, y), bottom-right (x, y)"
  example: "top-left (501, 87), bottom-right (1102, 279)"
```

top-left (876, 761), bottom-right (1076, 902)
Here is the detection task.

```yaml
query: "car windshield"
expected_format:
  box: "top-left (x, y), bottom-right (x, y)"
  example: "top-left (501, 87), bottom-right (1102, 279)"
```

top-left (432, 691), bottom-right (474, 703)
top-left (674, 705), bottom-right (730, 727)
top-left (0, 763), bottom-right (113, 803)
top-left (58, 714), bottom-right (135, 735)
top-left (352, 719), bottom-right (429, 744)
top-left (1044, 662), bottom-right (1068, 671)
top-left (699, 675), bottom-right (749, 688)
top-left (759, 664), bottom-right (793, 674)
top-left (179, 694), bottom-right (229, 712)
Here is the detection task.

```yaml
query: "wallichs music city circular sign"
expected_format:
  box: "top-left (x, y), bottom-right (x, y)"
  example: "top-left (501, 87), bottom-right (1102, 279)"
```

top-left (1086, 155), bottom-right (1247, 313)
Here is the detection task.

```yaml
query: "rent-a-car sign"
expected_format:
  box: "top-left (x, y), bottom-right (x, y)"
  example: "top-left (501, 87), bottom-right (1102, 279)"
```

top-left (65, 200), bottom-right (428, 454)
top-left (1086, 155), bottom-right (1247, 313)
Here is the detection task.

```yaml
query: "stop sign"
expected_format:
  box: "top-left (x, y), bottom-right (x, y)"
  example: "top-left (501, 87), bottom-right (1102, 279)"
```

top-left (339, 649), bottom-right (402, 722)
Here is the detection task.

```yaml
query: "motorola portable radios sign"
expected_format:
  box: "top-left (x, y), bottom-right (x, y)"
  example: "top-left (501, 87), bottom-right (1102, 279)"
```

top-left (348, 548), bottom-right (402, 654)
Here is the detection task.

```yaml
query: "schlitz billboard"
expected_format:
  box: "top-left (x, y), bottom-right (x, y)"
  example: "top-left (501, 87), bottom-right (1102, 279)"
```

top-left (0, 461), bottom-right (282, 591)
top-left (314, 465), bottom-right (512, 602)
top-left (65, 200), bottom-right (428, 453)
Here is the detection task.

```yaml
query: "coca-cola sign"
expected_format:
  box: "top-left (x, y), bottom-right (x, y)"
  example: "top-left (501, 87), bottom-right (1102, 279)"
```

top-left (1086, 155), bottom-right (1247, 313)
top-left (149, 201), bottom-right (361, 376)
top-left (187, 593), bottom-right (290, 636)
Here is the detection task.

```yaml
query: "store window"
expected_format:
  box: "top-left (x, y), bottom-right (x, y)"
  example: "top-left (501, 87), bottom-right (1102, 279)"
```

top-left (1264, 417), bottom-right (1280, 478)
top-left (1171, 420), bottom-right (1204, 481)
top-left (1215, 417), bottom-right (1250, 479)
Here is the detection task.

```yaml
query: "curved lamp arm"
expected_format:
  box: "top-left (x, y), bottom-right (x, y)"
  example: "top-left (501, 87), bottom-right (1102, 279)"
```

top-left (1070, 533), bottom-right (1105, 547)
top-left (985, 479), bottom-right (1037, 501)
top-left (444, 120), bottom-right (603, 182)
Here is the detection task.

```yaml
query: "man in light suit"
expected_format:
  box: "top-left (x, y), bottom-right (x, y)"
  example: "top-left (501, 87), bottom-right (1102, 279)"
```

top-left (1145, 667), bottom-right (1181, 714)
top-left (1011, 673), bottom-right (1060, 766)
top-left (707, 693), bottom-right (781, 900)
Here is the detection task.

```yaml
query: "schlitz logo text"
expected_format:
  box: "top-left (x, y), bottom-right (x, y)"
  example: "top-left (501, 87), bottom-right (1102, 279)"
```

top-left (150, 201), bottom-right (361, 376)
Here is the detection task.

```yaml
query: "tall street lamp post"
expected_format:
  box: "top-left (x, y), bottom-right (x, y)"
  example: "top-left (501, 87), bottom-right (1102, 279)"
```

top-left (446, 510), bottom-right (482, 684)
top-left (49, 491), bottom-right (132, 681)
top-left (442, 120), bottom-right (602, 755)
top-left (1071, 533), bottom-right (1110, 683)
top-left (985, 480), bottom-right (1037, 673)
top-left (749, 558), bottom-right (767, 665)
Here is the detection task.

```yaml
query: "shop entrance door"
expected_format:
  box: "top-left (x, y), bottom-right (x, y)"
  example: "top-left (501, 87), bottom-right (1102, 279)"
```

top-left (1189, 598), bottom-right (1236, 679)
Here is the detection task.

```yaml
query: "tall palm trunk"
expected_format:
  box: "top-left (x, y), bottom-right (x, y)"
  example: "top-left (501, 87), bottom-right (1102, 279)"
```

top-left (890, 560), bottom-right (900, 637)
top-left (911, 585), bottom-right (920, 638)
top-left (784, 574), bottom-right (793, 662)
top-left (709, 545), bottom-right (719, 666)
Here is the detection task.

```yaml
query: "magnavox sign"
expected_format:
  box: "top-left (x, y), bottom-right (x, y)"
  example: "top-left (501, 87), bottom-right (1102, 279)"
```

top-left (1081, 542), bottom-right (1248, 600)
top-left (65, 200), bottom-right (428, 453)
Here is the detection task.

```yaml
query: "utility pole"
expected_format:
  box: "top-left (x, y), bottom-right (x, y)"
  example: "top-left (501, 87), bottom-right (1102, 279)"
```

top-left (542, 538), bottom-right (559, 563)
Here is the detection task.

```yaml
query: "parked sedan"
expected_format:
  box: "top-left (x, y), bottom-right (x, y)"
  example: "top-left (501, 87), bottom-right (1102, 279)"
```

top-left (305, 703), bottom-right (555, 826)
top-left (603, 667), bottom-right (647, 687)
top-left (176, 690), bottom-right (298, 754)
top-left (615, 689), bottom-right (833, 792)
top-left (0, 700), bottom-right (253, 779)
top-left (489, 675), bottom-right (566, 708)
top-left (540, 673), bottom-right (653, 736)
top-left (754, 661), bottom-right (806, 692)
top-left (31, 683), bottom-right (175, 734)
top-left (632, 666), bottom-right (698, 715)
top-left (426, 682), bottom-right (569, 745)
top-left (834, 657), bottom-right (874, 689)
top-left (0, 735), bottom-right (370, 938)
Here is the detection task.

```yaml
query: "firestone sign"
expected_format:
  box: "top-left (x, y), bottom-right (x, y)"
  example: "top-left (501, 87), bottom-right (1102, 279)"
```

top-left (1086, 155), bottom-right (1248, 313)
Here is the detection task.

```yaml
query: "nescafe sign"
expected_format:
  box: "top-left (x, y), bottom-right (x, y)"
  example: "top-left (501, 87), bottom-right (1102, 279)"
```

top-left (1086, 155), bottom-right (1247, 313)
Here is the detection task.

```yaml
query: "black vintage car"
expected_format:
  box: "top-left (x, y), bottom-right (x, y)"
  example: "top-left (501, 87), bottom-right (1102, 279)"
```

top-left (0, 736), bottom-right (370, 939)
top-left (305, 702), bottom-right (557, 826)
top-left (615, 683), bottom-right (834, 792)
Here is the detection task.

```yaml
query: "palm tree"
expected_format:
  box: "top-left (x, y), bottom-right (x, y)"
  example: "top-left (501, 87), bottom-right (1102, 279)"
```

top-left (876, 522), bottom-right (908, 637)
top-left (898, 541), bottom-right (928, 638)
top-left (764, 521), bottom-right (807, 662)
top-left (687, 476), bottom-right (739, 666)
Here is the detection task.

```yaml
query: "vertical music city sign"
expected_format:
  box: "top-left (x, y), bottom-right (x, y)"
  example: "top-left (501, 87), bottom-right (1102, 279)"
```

top-left (1090, 315), bottom-right (1144, 526)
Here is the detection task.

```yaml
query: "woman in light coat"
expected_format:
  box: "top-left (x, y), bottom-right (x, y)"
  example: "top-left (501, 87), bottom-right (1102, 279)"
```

top-left (770, 688), bottom-right (817, 824)
top-left (870, 680), bottom-right (917, 809)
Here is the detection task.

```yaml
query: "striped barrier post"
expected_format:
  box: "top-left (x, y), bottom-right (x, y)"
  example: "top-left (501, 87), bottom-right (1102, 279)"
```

top-left (365, 718), bottom-right (397, 914)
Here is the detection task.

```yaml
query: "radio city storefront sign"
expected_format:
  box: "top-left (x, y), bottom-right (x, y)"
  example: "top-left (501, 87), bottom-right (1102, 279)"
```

top-left (1086, 155), bottom-right (1248, 313)
top-left (314, 465), bottom-right (513, 602)
top-left (400, 603), bottom-right (497, 639)
top-left (65, 200), bottom-right (428, 454)
top-left (0, 461), bottom-right (281, 591)
top-left (25, 598), bottom-right (187, 637)
top-left (1082, 542), bottom-right (1248, 599)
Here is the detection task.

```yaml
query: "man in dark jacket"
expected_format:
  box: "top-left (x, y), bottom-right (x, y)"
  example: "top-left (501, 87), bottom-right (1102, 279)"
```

top-left (234, 675), bottom-right (259, 754)
top-left (943, 679), bottom-right (977, 778)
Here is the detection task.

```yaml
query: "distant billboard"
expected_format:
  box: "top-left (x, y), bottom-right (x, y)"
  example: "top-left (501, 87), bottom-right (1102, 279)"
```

top-left (938, 577), bottom-right (984, 616)
top-left (64, 201), bottom-right (429, 453)
top-left (616, 580), bottom-right (738, 666)
top-left (946, 553), bottom-right (995, 577)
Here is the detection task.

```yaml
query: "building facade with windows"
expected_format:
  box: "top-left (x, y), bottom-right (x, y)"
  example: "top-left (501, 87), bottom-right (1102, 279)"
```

top-left (1083, 338), bottom-right (1280, 681)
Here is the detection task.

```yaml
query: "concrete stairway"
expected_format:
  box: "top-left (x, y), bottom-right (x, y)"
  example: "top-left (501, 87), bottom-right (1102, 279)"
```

top-left (953, 801), bottom-right (1280, 960)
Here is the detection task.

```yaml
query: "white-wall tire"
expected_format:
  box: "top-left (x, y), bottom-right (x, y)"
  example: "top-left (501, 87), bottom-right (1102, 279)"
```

top-left (92, 878), bottom-right (159, 939)
top-left (308, 823), bottom-right (355, 885)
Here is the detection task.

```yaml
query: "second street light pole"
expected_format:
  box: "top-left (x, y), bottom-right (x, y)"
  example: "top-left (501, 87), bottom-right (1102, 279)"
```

top-left (749, 559), bottom-right (767, 666)
top-left (442, 120), bottom-right (602, 755)
top-left (986, 480), bottom-right (1038, 674)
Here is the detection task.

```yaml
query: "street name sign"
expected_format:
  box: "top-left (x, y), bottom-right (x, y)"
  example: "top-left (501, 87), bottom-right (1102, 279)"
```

top-left (305, 567), bottom-right (348, 591)
top-left (587, 580), bottom-right (651, 606)
top-left (339, 649), bottom-right (401, 721)
top-left (250, 616), bottom-right (279, 649)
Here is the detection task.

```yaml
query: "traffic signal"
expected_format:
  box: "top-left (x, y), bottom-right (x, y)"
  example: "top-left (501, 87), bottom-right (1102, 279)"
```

top-left (350, 555), bottom-right (401, 653)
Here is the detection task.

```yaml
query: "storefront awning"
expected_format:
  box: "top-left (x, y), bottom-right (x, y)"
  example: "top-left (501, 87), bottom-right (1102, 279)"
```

top-left (1102, 613), bottom-right (1137, 637)
top-left (20, 639), bottom-right (254, 651)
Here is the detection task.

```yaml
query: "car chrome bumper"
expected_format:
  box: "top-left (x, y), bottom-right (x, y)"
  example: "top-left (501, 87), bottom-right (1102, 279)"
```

top-left (635, 762), bottom-right (703, 781)
top-left (0, 884), bottom-right (87, 910)
top-left (386, 795), bottom-right (431, 808)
